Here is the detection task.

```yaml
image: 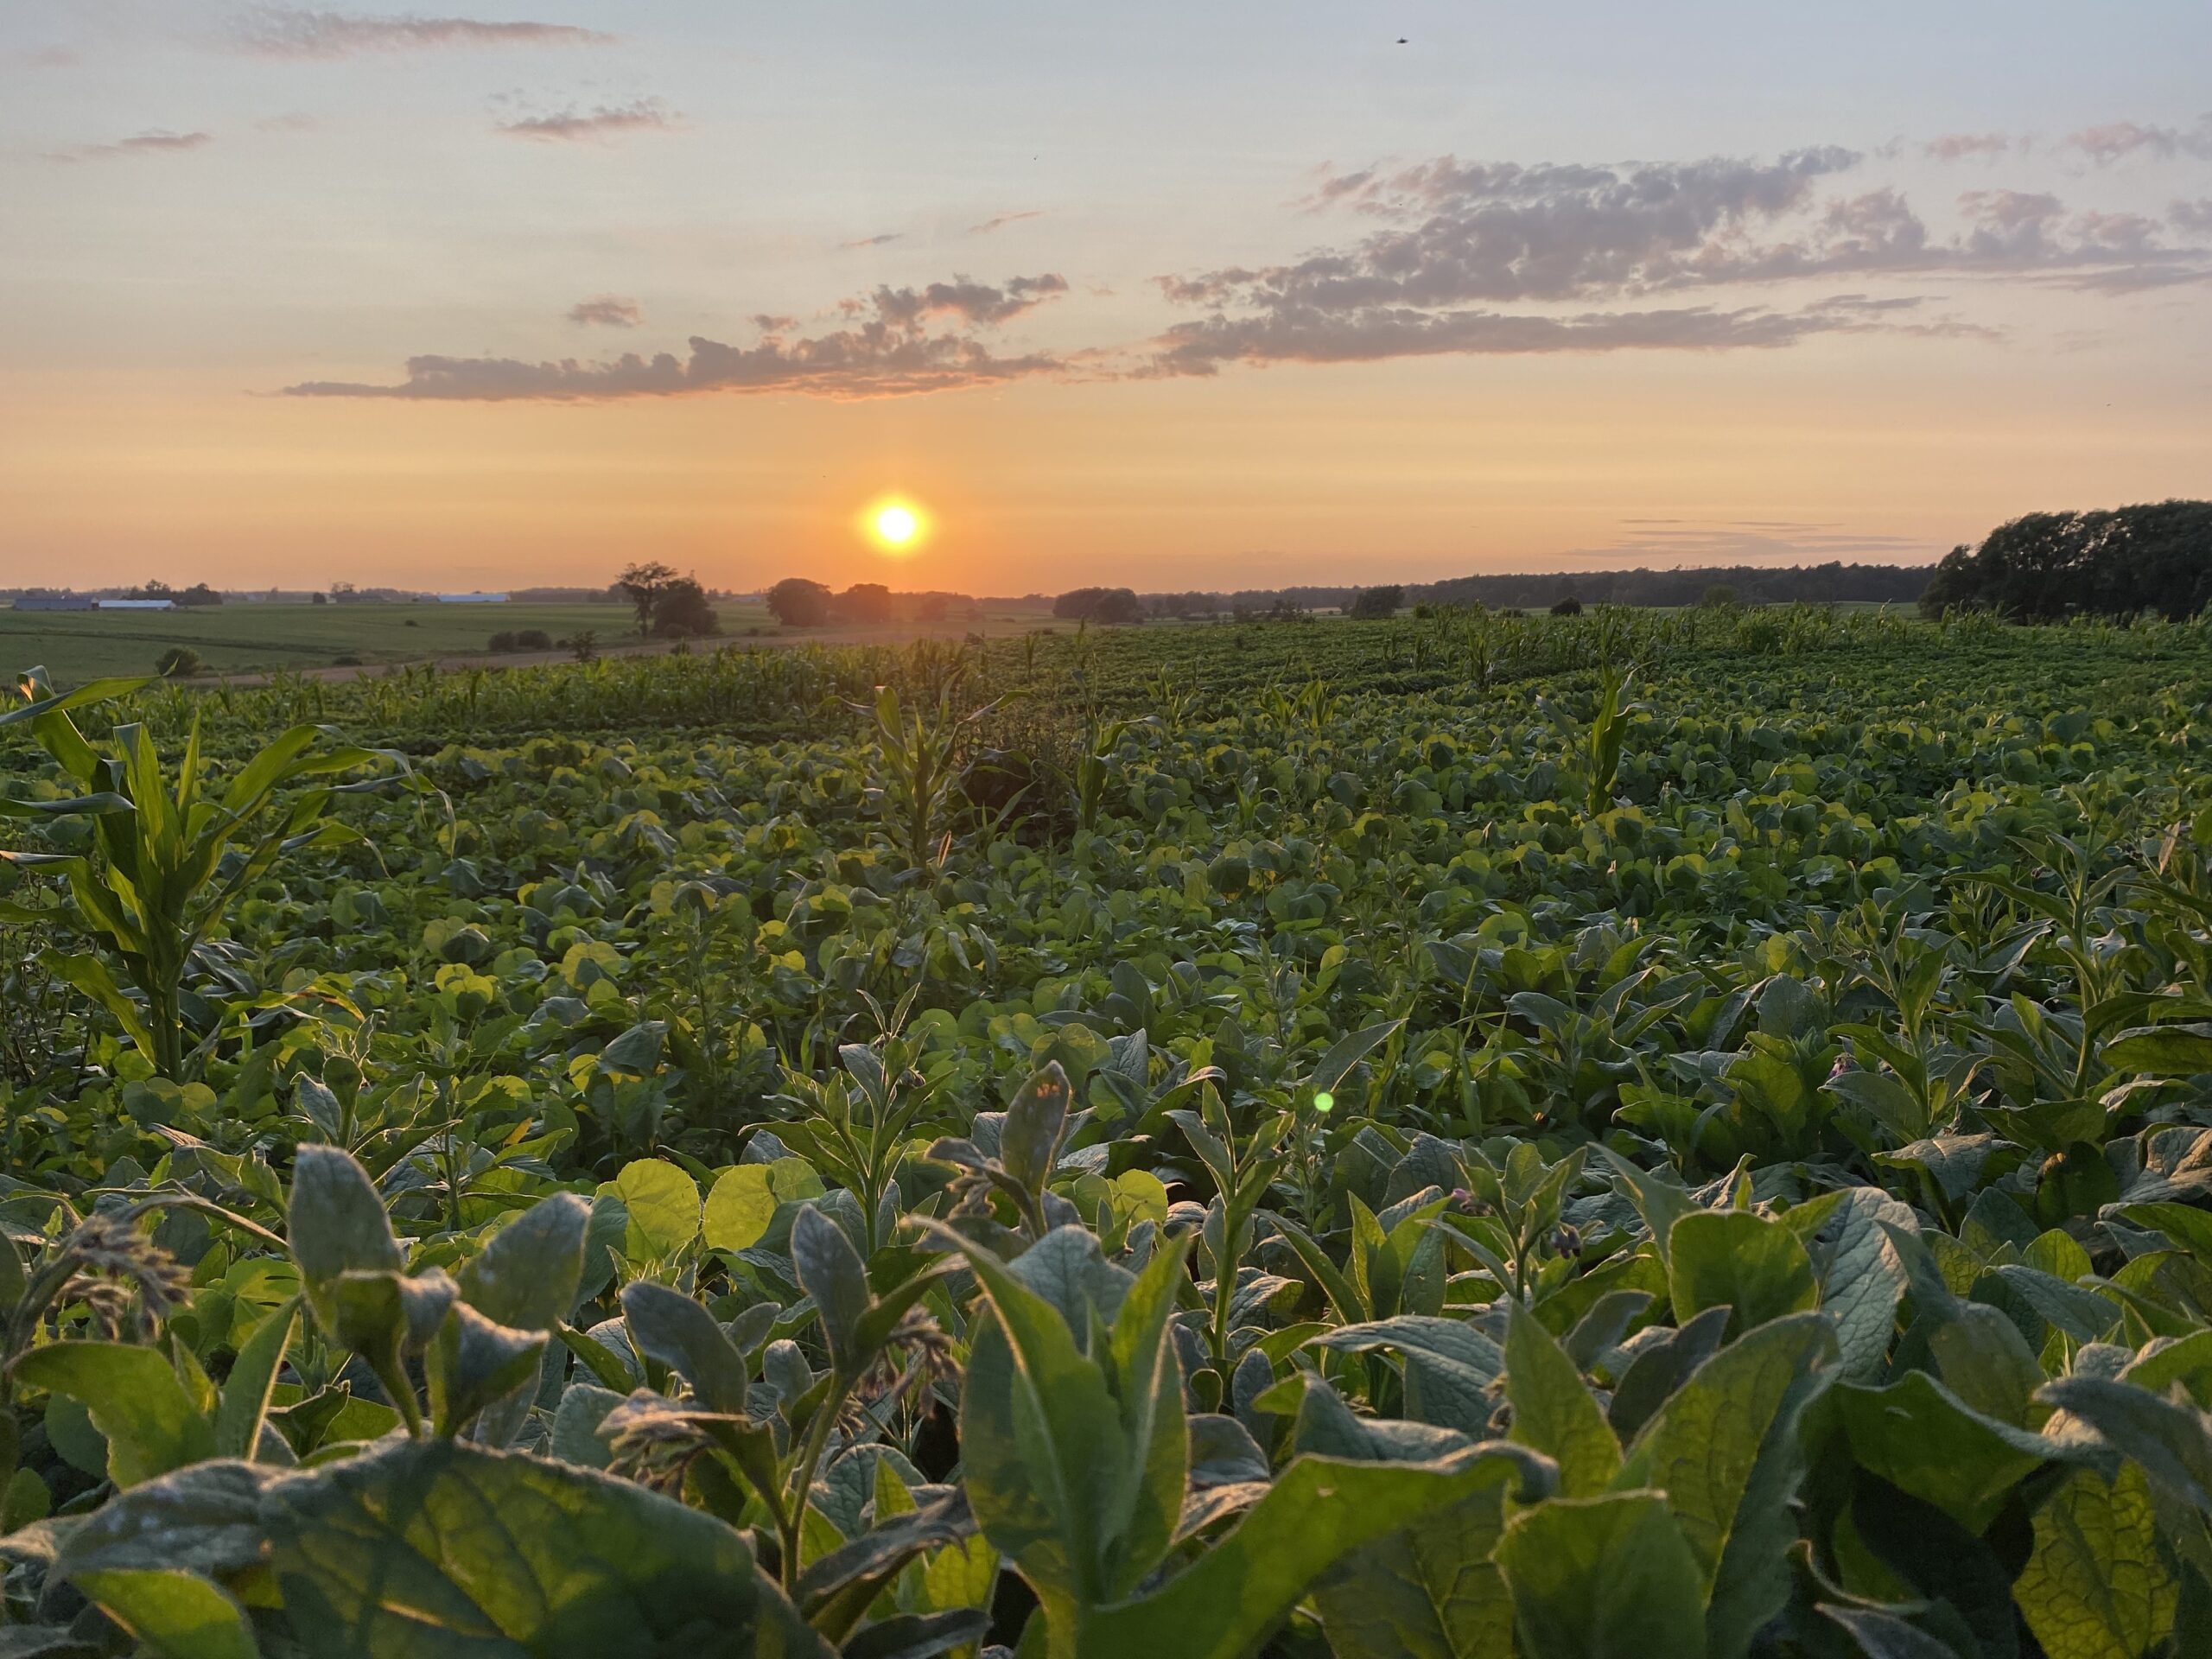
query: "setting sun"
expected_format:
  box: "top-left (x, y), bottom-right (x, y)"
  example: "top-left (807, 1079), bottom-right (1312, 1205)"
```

top-left (862, 497), bottom-right (929, 555)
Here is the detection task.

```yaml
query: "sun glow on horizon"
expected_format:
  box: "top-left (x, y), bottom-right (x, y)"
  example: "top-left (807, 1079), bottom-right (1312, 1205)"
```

top-left (860, 495), bottom-right (930, 556)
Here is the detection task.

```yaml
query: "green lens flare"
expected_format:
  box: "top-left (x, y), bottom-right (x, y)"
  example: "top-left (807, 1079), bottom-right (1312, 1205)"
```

top-left (1313, 1090), bottom-right (1334, 1114)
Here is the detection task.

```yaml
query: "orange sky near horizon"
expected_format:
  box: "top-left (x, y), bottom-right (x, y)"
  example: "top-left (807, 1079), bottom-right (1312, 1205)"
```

top-left (7, 334), bottom-right (2206, 594)
top-left (3, 1), bottom-right (2209, 594)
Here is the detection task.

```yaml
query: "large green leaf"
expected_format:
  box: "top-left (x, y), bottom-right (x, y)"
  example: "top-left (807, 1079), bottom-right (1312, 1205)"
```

top-left (55, 1460), bottom-right (278, 1582)
top-left (15, 1343), bottom-right (215, 1488)
top-left (950, 1233), bottom-right (1143, 1613)
top-left (215, 1298), bottom-right (298, 1460)
top-left (288, 1147), bottom-right (404, 1330)
top-left (620, 1280), bottom-right (750, 1415)
top-left (1839, 1370), bottom-right (2106, 1533)
top-left (1309, 1317), bottom-right (1503, 1439)
top-left (1314, 1484), bottom-right (1512, 1659)
top-left (2103, 1026), bottom-right (2212, 1077)
top-left (1666, 1210), bottom-right (1818, 1337)
top-left (1819, 1191), bottom-right (1911, 1379)
top-left (1078, 1443), bottom-right (1551, 1659)
top-left (2037, 1375), bottom-right (2212, 1513)
top-left (259, 1438), bottom-right (828, 1657)
top-left (1493, 1491), bottom-right (1707, 1659)
top-left (2012, 1465), bottom-right (2176, 1659)
top-left (1615, 1312), bottom-right (1837, 1659)
top-left (608, 1160), bottom-right (701, 1261)
top-left (72, 1567), bottom-right (260, 1659)
top-left (457, 1194), bottom-right (588, 1333)
top-left (1503, 1300), bottom-right (1618, 1497)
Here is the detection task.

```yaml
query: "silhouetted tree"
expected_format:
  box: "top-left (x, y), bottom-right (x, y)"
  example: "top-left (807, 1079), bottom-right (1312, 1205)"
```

top-left (1348, 585), bottom-right (1403, 619)
top-left (766, 577), bottom-right (833, 627)
top-left (615, 561), bottom-right (679, 635)
top-left (1550, 595), bottom-right (1583, 616)
top-left (1053, 587), bottom-right (1142, 625)
top-left (652, 577), bottom-right (720, 638)
top-left (1919, 501), bottom-right (2212, 620)
top-left (836, 582), bottom-right (893, 624)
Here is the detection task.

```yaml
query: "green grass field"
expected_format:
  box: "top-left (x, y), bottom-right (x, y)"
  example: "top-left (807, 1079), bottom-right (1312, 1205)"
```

top-left (0, 599), bottom-right (1090, 683)
top-left (0, 601), bottom-right (660, 680)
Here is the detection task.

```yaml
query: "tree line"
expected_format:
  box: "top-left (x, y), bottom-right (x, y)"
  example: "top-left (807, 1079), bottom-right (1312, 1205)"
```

top-left (1919, 500), bottom-right (2212, 620)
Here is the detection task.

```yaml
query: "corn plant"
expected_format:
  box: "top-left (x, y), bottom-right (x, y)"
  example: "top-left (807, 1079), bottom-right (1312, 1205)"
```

top-left (1, 671), bottom-right (404, 1081)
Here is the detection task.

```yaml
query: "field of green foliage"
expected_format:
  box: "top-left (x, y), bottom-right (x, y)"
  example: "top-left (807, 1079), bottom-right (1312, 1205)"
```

top-left (3, 602), bottom-right (2212, 1657)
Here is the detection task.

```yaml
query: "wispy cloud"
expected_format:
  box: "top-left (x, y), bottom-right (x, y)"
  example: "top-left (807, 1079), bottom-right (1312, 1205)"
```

top-left (969, 209), bottom-right (1046, 236)
top-left (283, 273), bottom-right (1071, 401)
top-left (2065, 113), bottom-right (2212, 164)
top-left (1923, 132), bottom-right (2010, 162)
top-left (567, 296), bottom-right (642, 327)
top-left (47, 130), bottom-right (214, 163)
top-left (22, 46), bottom-right (79, 67)
top-left (231, 9), bottom-right (613, 58)
top-left (497, 99), bottom-right (675, 142)
top-left (841, 232), bottom-right (906, 250)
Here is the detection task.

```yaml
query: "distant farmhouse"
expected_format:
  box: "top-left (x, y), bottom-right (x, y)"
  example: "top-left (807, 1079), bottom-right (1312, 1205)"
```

top-left (97, 599), bottom-right (175, 611)
top-left (435, 593), bottom-right (510, 604)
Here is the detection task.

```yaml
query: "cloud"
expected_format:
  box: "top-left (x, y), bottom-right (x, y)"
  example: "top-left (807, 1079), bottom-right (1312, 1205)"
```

top-left (2065, 114), bottom-right (2212, 164)
top-left (841, 232), bottom-right (906, 250)
top-left (969, 209), bottom-right (1046, 235)
top-left (1143, 296), bottom-right (1913, 378)
top-left (283, 275), bottom-right (1071, 401)
top-left (1147, 147), bottom-right (2209, 373)
top-left (567, 296), bottom-right (642, 327)
top-left (865, 273), bottom-right (1068, 327)
top-left (22, 46), bottom-right (79, 67)
top-left (256, 112), bottom-right (320, 132)
top-left (1163, 149), bottom-right (1866, 308)
top-left (1923, 132), bottom-right (2010, 162)
top-left (47, 130), bottom-right (214, 162)
top-left (277, 132), bottom-right (2212, 408)
top-left (497, 99), bottom-right (673, 142)
top-left (231, 9), bottom-right (613, 57)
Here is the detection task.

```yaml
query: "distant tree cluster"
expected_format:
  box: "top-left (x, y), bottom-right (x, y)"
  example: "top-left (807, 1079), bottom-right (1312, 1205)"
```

top-left (1147, 591), bottom-right (1225, 620)
top-left (766, 578), bottom-right (833, 627)
top-left (836, 582), bottom-right (893, 624)
top-left (1122, 563), bottom-right (1936, 615)
top-left (1347, 585), bottom-right (1404, 620)
top-left (127, 581), bottom-right (223, 607)
top-left (615, 562), bottom-right (720, 638)
top-left (1052, 587), bottom-right (1142, 625)
top-left (486, 629), bottom-right (554, 654)
top-left (1918, 500), bottom-right (2212, 620)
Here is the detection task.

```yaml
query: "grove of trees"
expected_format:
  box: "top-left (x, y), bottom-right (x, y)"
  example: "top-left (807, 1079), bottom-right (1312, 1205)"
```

top-left (614, 563), bottom-right (719, 637)
top-left (1918, 499), bottom-right (2212, 620)
top-left (652, 577), bottom-right (719, 638)
top-left (766, 577), bottom-right (833, 627)
top-left (1347, 584), bottom-right (1404, 619)
top-left (835, 583), bottom-right (893, 624)
top-left (1052, 587), bottom-right (1142, 624)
